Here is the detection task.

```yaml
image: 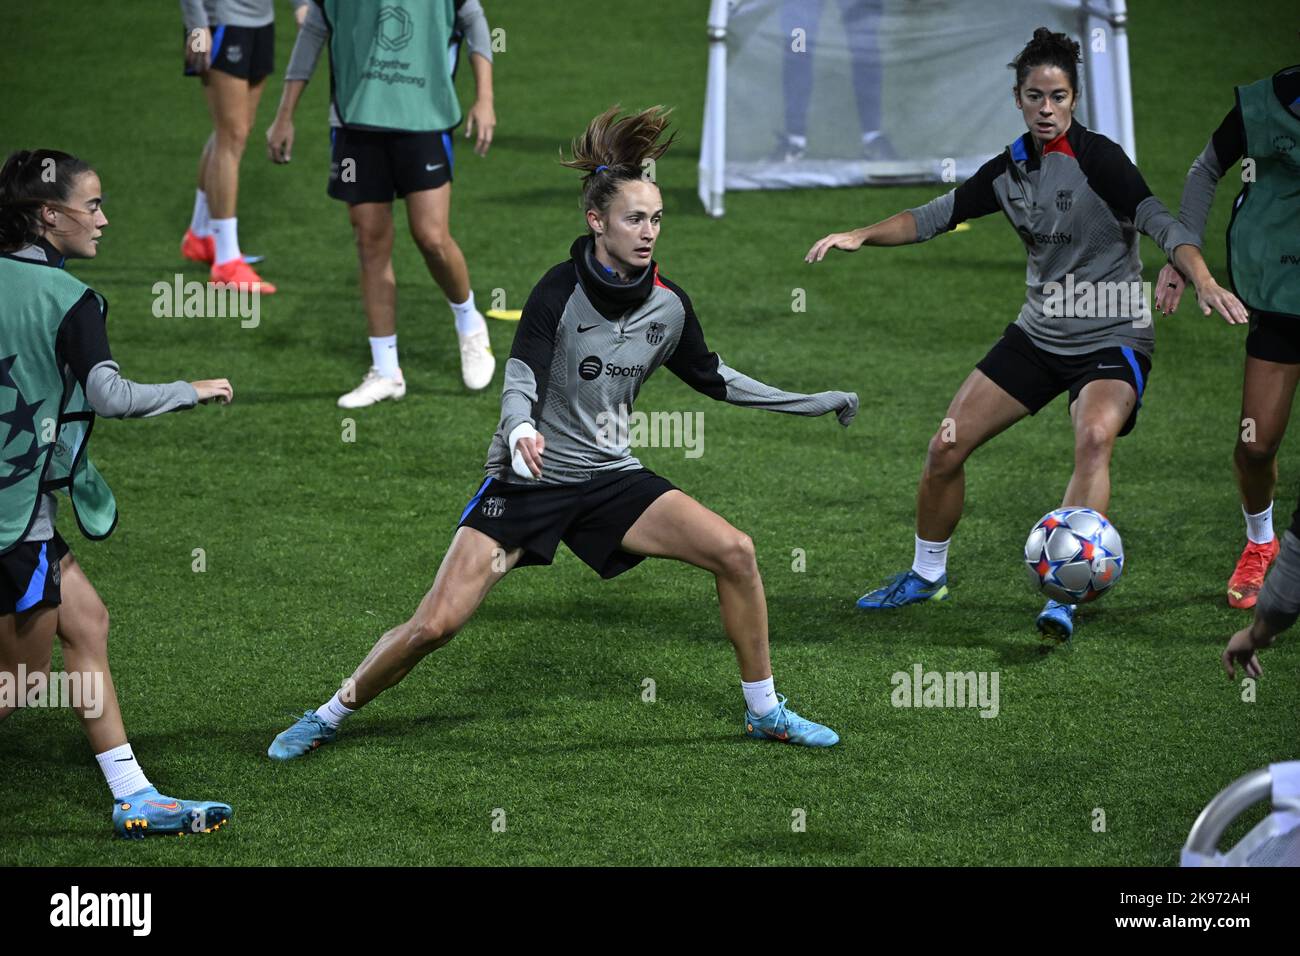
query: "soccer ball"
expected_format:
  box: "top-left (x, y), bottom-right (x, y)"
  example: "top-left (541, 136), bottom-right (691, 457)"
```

top-left (1024, 507), bottom-right (1124, 604)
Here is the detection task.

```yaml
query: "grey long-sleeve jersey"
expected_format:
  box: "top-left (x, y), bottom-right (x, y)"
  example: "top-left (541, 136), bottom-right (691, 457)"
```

top-left (284, 0), bottom-right (492, 129)
top-left (908, 121), bottom-right (1199, 357)
top-left (485, 237), bottom-right (859, 485)
top-left (180, 0), bottom-right (304, 29)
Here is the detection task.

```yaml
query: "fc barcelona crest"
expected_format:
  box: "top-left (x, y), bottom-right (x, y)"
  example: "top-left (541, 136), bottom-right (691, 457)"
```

top-left (481, 496), bottom-right (506, 519)
top-left (1055, 189), bottom-right (1073, 212)
top-left (645, 321), bottom-right (665, 345)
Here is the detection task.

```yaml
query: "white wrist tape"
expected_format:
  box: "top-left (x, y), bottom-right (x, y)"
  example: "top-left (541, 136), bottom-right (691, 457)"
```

top-left (508, 421), bottom-right (539, 480)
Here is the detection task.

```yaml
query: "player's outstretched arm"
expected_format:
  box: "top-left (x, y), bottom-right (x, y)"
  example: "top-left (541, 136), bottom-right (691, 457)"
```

top-left (805, 210), bottom-right (917, 262)
top-left (662, 279), bottom-right (858, 426)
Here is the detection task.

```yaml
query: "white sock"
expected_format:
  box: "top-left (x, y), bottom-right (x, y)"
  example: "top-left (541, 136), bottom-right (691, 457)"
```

top-left (316, 691), bottom-right (356, 728)
top-left (211, 216), bottom-right (240, 266)
top-left (786, 133), bottom-right (807, 149)
top-left (450, 291), bottom-right (486, 336)
top-left (742, 676), bottom-right (778, 718)
top-left (862, 130), bottom-right (883, 145)
top-left (1245, 503), bottom-right (1275, 545)
top-left (369, 334), bottom-right (400, 379)
top-left (96, 743), bottom-right (152, 800)
top-left (190, 189), bottom-right (211, 237)
top-left (912, 535), bottom-right (950, 583)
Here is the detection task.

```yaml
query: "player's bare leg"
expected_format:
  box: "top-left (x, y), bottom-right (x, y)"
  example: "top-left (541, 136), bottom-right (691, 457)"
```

top-left (916, 369), bottom-right (1031, 542)
top-left (1061, 378), bottom-right (1133, 513)
top-left (859, 368), bottom-right (1029, 611)
top-left (0, 605), bottom-right (57, 723)
top-left (621, 491), bottom-right (837, 745)
top-left (1228, 357), bottom-right (1300, 606)
top-left (269, 527), bottom-right (521, 758)
top-left (54, 553), bottom-right (126, 752)
top-left (203, 69), bottom-right (273, 289)
top-left (406, 185), bottom-right (495, 390)
top-left (348, 201), bottom-right (397, 337)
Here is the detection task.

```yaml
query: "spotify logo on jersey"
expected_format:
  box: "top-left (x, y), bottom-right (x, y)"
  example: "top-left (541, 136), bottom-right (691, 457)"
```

top-left (579, 355), bottom-right (603, 381)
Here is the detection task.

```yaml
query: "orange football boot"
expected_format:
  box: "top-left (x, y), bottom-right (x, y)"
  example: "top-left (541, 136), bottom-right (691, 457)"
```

top-left (210, 257), bottom-right (276, 294)
top-left (1227, 538), bottom-right (1279, 609)
top-left (181, 228), bottom-right (215, 264)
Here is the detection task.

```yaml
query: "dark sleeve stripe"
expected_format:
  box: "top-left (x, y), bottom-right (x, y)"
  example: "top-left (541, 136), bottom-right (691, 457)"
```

top-left (658, 275), bottom-right (726, 400)
top-left (55, 288), bottom-right (113, 390)
top-left (510, 261), bottom-right (575, 421)
top-left (948, 152), bottom-right (1008, 229)
top-left (1210, 103), bottom-right (1246, 170)
top-left (1075, 128), bottom-right (1152, 222)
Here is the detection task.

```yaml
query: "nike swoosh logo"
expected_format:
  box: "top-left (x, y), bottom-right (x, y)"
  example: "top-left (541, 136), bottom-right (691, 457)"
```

top-left (764, 729), bottom-right (790, 741)
top-left (1096, 364), bottom-right (1124, 369)
top-left (426, 163), bottom-right (444, 172)
top-left (925, 548), bottom-right (944, 553)
top-left (146, 800), bottom-right (180, 810)
top-left (577, 324), bottom-right (598, 333)
top-left (113, 757), bottom-right (136, 763)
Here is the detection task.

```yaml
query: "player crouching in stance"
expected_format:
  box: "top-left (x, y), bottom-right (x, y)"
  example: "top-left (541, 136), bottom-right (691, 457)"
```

top-left (0, 150), bottom-right (235, 837)
top-left (270, 107), bottom-right (858, 757)
top-left (805, 29), bottom-right (1247, 641)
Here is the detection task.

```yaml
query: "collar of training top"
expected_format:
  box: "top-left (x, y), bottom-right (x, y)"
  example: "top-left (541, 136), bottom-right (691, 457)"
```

top-left (570, 234), bottom-right (656, 320)
top-left (1012, 120), bottom-right (1088, 172)
top-left (2, 236), bottom-right (66, 268)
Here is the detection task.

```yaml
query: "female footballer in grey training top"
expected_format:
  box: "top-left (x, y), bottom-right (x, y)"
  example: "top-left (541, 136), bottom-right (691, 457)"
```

top-left (270, 106), bottom-right (860, 758)
top-left (807, 28), bottom-right (1248, 641)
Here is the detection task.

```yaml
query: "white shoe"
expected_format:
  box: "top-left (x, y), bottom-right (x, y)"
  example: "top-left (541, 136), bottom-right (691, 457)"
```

top-left (458, 325), bottom-right (496, 391)
top-left (337, 366), bottom-right (406, 409)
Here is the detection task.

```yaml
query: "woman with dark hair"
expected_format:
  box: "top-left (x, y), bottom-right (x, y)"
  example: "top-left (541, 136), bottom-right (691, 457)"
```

top-left (806, 28), bottom-right (1248, 641)
top-left (269, 107), bottom-right (858, 758)
top-left (1155, 63), bottom-right (1300, 610)
top-left (0, 149), bottom-right (235, 838)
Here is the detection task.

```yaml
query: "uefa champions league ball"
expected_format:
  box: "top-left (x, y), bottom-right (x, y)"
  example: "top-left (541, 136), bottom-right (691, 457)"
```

top-left (1024, 507), bottom-right (1124, 604)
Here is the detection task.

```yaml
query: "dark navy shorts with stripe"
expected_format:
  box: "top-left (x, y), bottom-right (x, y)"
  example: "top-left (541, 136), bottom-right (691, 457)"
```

top-left (183, 23), bottom-right (275, 82)
top-left (977, 323), bottom-right (1152, 437)
top-left (328, 127), bottom-right (454, 204)
top-left (1, 532), bottom-right (69, 615)
top-left (457, 469), bottom-right (677, 579)
top-left (1246, 312), bottom-right (1300, 365)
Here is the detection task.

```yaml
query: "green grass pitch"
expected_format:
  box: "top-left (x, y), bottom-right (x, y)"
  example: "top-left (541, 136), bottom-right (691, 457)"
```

top-left (1, 0), bottom-right (1296, 866)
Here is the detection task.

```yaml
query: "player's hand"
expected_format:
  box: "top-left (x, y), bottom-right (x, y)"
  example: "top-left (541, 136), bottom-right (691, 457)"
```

top-left (836, 392), bottom-right (860, 427)
top-left (515, 433), bottom-right (544, 478)
top-left (185, 27), bottom-right (212, 74)
top-left (192, 379), bottom-right (234, 405)
top-left (1154, 263), bottom-right (1186, 316)
top-left (805, 229), bottom-right (866, 262)
top-left (1195, 279), bottom-right (1249, 325)
top-left (1222, 626), bottom-right (1263, 680)
top-left (465, 99), bottom-right (496, 157)
top-left (266, 117), bottom-right (295, 164)
top-left (294, 2), bottom-right (308, 27)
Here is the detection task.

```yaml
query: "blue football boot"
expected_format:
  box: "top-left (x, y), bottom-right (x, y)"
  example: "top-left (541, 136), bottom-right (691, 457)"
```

top-left (857, 570), bottom-right (949, 610)
top-left (268, 710), bottom-right (338, 761)
top-left (113, 787), bottom-right (231, 839)
top-left (1036, 599), bottom-right (1077, 642)
top-left (744, 695), bottom-right (840, 747)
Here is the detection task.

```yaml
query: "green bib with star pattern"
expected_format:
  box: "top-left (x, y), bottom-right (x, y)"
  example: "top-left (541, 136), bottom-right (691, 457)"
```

top-left (0, 254), bottom-right (117, 554)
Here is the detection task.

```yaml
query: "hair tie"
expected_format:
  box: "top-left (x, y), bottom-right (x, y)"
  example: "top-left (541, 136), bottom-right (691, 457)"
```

top-left (596, 165), bottom-right (608, 173)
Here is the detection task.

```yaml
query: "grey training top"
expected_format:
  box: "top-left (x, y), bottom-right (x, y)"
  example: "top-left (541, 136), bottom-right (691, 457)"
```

top-left (908, 121), bottom-right (1199, 357)
top-left (485, 236), bottom-right (858, 485)
top-left (180, 0), bottom-right (305, 29)
top-left (285, 0), bottom-right (493, 129)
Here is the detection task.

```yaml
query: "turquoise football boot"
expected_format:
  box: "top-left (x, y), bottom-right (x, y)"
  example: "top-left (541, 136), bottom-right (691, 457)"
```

top-left (1036, 599), bottom-right (1077, 642)
top-left (113, 787), bottom-right (231, 839)
top-left (857, 569), bottom-right (949, 610)
top-left (744, 695), bottom-right (840, 747)
top-left (268, 710), bottom-right (338, 761)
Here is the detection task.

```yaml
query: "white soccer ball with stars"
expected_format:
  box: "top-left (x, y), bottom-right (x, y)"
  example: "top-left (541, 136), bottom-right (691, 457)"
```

top-left (1024, 507), bottom-right (1124, 604)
